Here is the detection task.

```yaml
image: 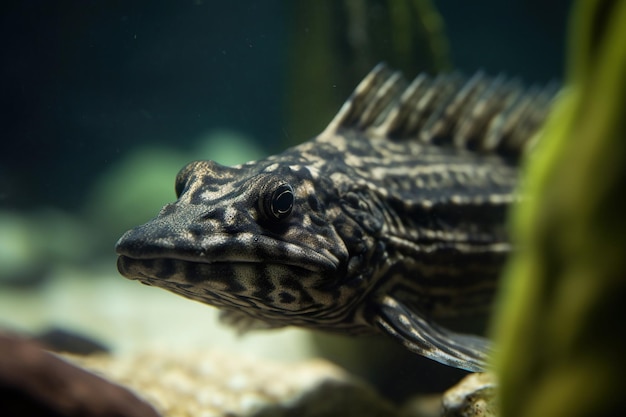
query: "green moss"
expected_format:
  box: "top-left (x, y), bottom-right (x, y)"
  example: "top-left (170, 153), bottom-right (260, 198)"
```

top-left (490, 1), bottom-right (626, 416)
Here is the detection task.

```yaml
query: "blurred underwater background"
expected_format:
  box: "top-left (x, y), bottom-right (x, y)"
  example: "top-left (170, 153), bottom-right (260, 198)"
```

top-left (6, 1), bottom-right (611, 415)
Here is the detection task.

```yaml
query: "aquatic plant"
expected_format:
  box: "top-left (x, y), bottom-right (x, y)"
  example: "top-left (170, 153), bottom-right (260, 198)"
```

top-left (491, 0), bottom-right (626, 416)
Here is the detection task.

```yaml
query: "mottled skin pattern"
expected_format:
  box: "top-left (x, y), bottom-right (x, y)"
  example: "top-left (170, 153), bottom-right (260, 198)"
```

top-left (116, 64), bottom-right (554, 371)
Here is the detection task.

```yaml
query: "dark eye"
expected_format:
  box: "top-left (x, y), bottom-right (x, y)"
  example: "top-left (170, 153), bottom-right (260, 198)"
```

top-left (260, 182), bottom-right (294, 222)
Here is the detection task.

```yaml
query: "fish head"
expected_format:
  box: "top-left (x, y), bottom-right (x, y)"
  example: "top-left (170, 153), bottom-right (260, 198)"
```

top-left (116, 156), bottom-right (383, 331)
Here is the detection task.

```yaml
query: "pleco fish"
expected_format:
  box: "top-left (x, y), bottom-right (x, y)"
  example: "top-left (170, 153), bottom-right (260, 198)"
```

top-left (116, 64), bottom-right (555, 372)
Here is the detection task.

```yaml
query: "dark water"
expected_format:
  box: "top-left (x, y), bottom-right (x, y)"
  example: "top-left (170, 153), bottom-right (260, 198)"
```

top-left (1, 0), bottom-right (569, 211)
top-left (1, 1), bottom-right (286, 210)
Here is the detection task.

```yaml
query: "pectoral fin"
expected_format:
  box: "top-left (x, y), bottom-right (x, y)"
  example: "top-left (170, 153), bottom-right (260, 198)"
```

top-left (375, 295), bottom-right (491, 372)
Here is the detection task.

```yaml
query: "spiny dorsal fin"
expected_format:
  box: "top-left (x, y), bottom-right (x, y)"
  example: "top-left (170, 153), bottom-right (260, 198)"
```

top-left (323, 63), bottom-right (558, 159)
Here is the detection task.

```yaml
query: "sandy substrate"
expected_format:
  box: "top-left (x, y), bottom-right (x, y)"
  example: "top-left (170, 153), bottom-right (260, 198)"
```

top-left (0, 259), bottom-right (315, 361)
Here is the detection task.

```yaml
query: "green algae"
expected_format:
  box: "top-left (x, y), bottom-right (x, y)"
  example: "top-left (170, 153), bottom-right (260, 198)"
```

top-left (490, 1), bottom-right (626, 416)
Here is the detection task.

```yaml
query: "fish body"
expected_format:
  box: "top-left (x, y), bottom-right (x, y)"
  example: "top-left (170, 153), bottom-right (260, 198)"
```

top-left (116, 64), bottom-right (554, 371)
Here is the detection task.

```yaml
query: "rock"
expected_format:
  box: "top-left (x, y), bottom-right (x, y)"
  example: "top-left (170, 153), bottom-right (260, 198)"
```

top-left (0, 332), bottom-right (160, 417)
top-left (441, 373), bottom-right (497, 417)
top-left (34, 327), bottom-right (110, 355)
top-left (400, 393), bottom-right (444, 417)
top-left (67, 348), bottom-right (398, 417)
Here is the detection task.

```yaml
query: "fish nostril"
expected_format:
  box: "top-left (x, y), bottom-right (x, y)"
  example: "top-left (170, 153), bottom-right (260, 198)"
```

top-left (199, 209), bottom-right (216, 221)
top-left (188, 222), bottom-right (207, 238)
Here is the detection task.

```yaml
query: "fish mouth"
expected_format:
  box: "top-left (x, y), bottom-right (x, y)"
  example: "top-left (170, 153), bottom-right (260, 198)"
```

top-left (116, 254), bottom-right (331, 281)
top-left (116, 255), bottom-right (322, 283)
top-left (115, 232), bottom-right (340, 280)
top-left (115, 254), bottom-right (334, 318)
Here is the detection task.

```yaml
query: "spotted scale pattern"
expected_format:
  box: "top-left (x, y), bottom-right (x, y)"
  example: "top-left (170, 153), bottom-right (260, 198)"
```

top-left (116, 64), bottom-right (555, 371)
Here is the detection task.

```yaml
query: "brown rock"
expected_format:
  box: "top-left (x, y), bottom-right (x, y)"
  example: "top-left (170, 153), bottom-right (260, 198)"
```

top-left (441, 373), bottom-right (497, 417)
top-left (68, 348), bottom-right (398, 417)
top-left (0, 332), bottom-right (160, 417)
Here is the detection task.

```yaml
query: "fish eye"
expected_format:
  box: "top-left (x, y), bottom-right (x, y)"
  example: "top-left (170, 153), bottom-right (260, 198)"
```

top-left (260, 181), bottom-right (294, 222)
top-left (272, 183), bottom-right (295, 218)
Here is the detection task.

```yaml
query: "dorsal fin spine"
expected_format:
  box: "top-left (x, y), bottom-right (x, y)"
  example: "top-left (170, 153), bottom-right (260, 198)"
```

top-left (358, 71), bottom-right (406, 131)
top-left (322, 63), bottom-right (557, 160)
top-left (322, 63), bottom-right (394, 134)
